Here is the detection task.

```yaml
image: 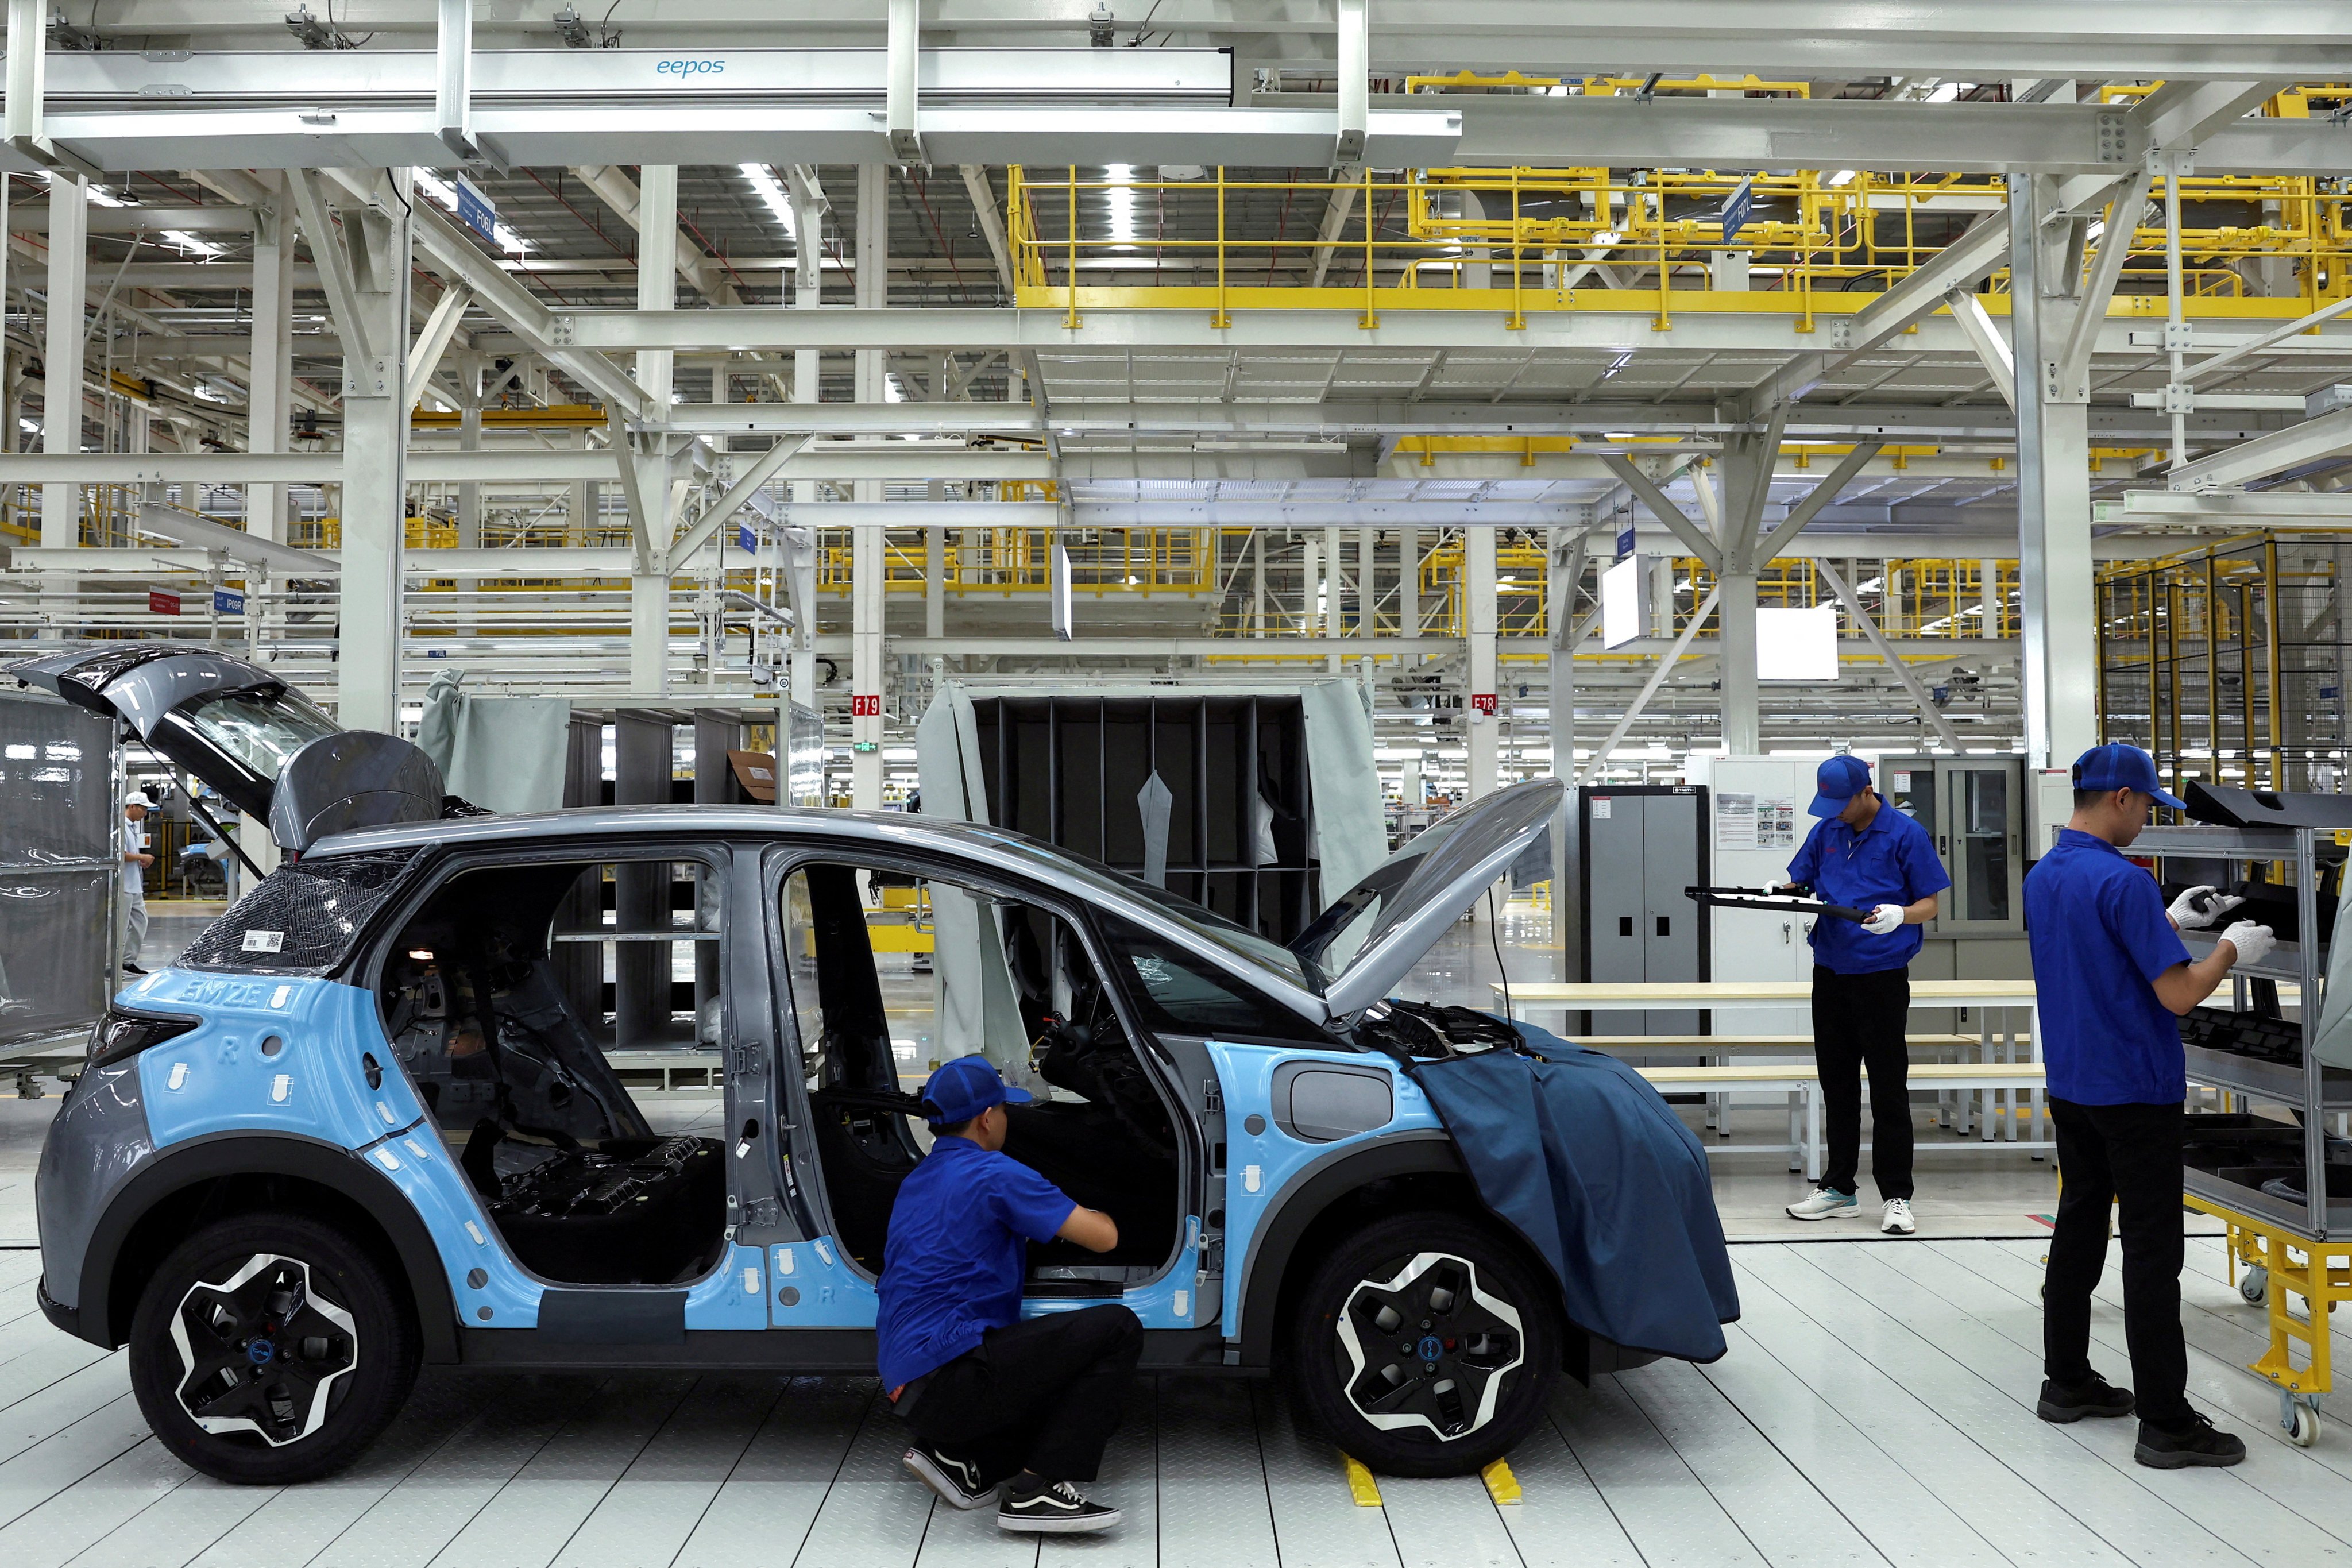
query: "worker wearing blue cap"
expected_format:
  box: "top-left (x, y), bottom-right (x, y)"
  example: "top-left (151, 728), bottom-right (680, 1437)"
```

top-left (878, 1053), bottom-right (1140, 1534)
top-left (2026, 743), bottom-right (2272, 1469)
top-left (1778, 754), bottom-right (1951, 1234)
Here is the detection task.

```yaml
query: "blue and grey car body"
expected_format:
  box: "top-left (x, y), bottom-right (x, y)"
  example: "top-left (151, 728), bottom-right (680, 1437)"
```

top-left (19, 641), bottom-right (1616, 1481)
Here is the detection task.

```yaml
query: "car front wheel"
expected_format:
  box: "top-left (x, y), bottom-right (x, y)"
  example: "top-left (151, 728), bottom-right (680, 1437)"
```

top-left (1285, 1208), bottom-right (1561, 1477)
top-left (127, 1213), bottom-right (418, 1485)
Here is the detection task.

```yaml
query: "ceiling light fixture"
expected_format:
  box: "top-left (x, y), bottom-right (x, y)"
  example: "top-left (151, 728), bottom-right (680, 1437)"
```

top-left (739, 163), bottom-right (798, 242)
top-left (1104, 163), bottom-right (1140, 251)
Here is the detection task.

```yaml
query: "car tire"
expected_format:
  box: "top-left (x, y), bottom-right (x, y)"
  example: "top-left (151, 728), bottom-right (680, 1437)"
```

top-left (1284, 1207), bottom-right (1561, 1477)
top-left (126, 1213), bottom-right (418, 1485)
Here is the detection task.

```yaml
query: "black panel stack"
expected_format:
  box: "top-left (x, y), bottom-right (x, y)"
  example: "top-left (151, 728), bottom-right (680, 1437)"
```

top-left (968, 694), bottom-right (1322, 944)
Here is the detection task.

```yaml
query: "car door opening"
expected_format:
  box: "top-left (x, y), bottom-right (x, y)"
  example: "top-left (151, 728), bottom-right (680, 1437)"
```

top-left (376, 856), bottom-right (727, 1288)
top-left (780, 861), bottom-right (1185, 1285)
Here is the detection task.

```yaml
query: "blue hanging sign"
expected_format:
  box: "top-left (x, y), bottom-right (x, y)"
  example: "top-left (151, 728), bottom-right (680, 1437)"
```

top-left (739, 523), bottom-right (759, 553)
top-left (456, 175), bottom-right (498, 245)
top-left (213, 588), bottom-right (245, 615)
top-left (1719, 175), bottom-right (1755, 246)
top-left (1616, 523), bottom-right (1636, 559)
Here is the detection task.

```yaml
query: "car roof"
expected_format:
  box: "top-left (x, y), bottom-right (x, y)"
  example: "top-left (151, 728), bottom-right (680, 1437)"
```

top-left (307, 803), bottom-right (1335, 1026)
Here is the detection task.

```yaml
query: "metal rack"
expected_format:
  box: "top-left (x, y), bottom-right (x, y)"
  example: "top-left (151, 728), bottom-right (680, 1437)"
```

top-left (2138, 822), bottom-right (2346, 1445)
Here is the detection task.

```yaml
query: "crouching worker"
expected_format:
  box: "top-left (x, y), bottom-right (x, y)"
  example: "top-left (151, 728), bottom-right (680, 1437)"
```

top-left (882, 1054), bottom-right (1141, 1534)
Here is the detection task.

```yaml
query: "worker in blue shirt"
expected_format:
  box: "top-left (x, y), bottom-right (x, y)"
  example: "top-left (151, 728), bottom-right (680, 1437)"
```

top-left (2026, 743), bottom-right (2272, 1470)
top-left (879, 1054), bottom-right (1141, 1534)
top-left (1778, 755), bottom-right (1951, 1234)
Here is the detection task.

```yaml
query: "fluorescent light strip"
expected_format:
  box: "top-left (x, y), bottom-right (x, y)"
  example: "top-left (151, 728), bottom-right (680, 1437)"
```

top-left (1106, 164), bottom-right (1138, 251)
top-left (739, 163), bottom-right (798, 242)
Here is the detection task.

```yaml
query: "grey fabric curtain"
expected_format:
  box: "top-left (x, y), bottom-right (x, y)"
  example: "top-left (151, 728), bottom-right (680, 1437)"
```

top-left (415, 670), bottom-right (571, 814)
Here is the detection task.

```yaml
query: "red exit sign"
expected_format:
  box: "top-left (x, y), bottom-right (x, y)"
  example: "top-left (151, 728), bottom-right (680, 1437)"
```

top-left (851, 694), bottom-right (882, 717)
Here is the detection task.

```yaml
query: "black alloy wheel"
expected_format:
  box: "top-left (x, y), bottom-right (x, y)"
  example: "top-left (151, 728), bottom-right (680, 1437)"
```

top-left (128, 1214), bottom-right (418, 1484)
top-left (1286, 1208), bottom-right (1561, 1477)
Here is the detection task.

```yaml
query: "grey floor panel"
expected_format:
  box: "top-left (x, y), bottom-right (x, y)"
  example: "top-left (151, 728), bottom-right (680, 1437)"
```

top-left (183, 1375), bottom-right (527, 1568)
top-left (0, 1335), bottom-right (113, 1415)
top-left (1756, 1245), bottom-right (2256, 1567)
top-left (1036, 1378), bottom-right (1160, 1568)
top-left (787, 1380), bottom-right (937, 1568)
top-left (0, 1393), bottom-right (157, 1531)
top-left (1376, 1473), bottom-right (1521, 1568)
top-left (1486, 1398), bottom-right (1644, 1568)
top-left (1958, 1239), bottom-right (2352, 1513)
top-left (1875, 1241), bottom-right (2352, 1562)
top-left (1548, 1373), bottom-right (1765, 1567)
top-left (1620, 1356), bottom-right (1887, 1567)
top-left (1246, 1380), bottom-right (1400, 1568)
top-left (1728, 1254), bottom-right (2131, 1567)
top-left (549, 1376), bottom-right (781, 1568)
top-left (0, 1437), bottom-right (189, 1568)
top-left (310, 1377), bottom-right (608, 1568)
top-left (1693, 1324), bottom-right (2008, 1568)
top-left (65, 1473), bottom-right (275, 1568)
top-left (0, 1358), bottom-right (131, 1453)
top-left (424, 1373), bottom-right (695, 1568)
top-left (1152, 1376), bottom-right (1279, 1568)
top-left (669, 1377), bottom-right (868, 1568)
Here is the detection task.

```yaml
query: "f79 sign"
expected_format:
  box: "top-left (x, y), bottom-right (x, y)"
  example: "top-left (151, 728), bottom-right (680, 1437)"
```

top-left (851, 694), bottom-right (882, 717)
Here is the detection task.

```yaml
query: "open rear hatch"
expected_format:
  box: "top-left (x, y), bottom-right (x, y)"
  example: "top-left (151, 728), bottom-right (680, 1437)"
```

top-left (10, 642), bottom-right (450, 852)
top-left (1291, 777), bottom-right (1563, 1020)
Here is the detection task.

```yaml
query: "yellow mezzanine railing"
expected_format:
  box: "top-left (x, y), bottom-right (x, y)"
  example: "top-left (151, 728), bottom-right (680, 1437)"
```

top-left (1005, 86), bottom-right (2352, 331)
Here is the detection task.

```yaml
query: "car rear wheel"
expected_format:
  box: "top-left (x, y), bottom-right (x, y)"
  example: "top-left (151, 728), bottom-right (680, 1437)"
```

top-left (1284, 1208), bottom-right (1561, 1477)
top-left (127, 1214), bottom-right (418, 1485)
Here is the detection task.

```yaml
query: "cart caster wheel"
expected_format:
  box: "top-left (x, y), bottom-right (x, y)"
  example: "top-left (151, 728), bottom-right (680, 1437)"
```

top-left (2242, 1266), bottom-right (2269, 1306)
top-left (2289, 1403), bottom-right (2321, 1447)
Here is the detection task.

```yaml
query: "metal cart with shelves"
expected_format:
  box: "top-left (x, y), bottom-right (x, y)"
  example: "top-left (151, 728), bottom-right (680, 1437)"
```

top-left (2139, 822), bottom-right (2347, 1446)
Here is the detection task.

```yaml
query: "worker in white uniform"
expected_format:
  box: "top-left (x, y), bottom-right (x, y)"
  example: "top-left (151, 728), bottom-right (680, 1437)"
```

top-left (119, 796), bottom-right (153, 976)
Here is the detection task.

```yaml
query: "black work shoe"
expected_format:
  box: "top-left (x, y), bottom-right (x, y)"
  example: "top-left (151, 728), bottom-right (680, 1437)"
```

top-left (903, 1446), bottom-right (996, 1509)
top-left (2135, 1412), bottom-right (2247, 1469)
top-left (998, 1479), bottom-right (1121, 1534)
top-left (120, 963), bottom-right (147, 975)
top-left (2037, 1374), bottom-right (2135, 1423)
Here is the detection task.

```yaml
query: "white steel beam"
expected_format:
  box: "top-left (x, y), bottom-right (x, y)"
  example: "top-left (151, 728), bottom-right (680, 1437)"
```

top-left (2163, 406), bottom-right (2352, 492)
top-left (1600, 454), bottom-right (1719, 569)
top-left (1578, 585), bottom-right (1723, 787)
top-left (404, 283), bottom-right (473, 409)
top-left (38, 171), bottom-right (86, 549)
top-left (1812, 557), bottom-right (1963, 750)
top-left (1946, 288), bottom-right (2016, 411)
top-left (1753, 441), bottom-right (1884, 565)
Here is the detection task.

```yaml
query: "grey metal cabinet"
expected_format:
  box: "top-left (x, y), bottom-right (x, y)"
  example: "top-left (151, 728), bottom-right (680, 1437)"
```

top-left (1578, 785), bottom-right (1709, 1036)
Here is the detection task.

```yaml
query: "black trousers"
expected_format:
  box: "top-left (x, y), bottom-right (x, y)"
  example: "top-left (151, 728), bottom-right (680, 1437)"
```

top-left (2044, 1096), bottom-right (2191, 1427)
top-left (1812, 965), bottom-right (1914, 1202)
top-left (901, 1304), bottom-right (1144, 1485)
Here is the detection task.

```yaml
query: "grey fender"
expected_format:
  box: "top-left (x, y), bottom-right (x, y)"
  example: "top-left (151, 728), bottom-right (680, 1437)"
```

top-left (1232, 1129), bottom-right (1470, 1369)
top-left (69, 1130), bottom-right (461, 1362)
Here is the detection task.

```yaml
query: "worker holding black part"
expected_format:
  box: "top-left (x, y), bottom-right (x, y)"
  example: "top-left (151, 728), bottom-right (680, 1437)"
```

top-left (2028, 743), bottom-right (2272, 1469)
top-left (880, 1053), bottom-right (1142, 1533)
top-left (1778, 754), bottom-right (1951, 1234)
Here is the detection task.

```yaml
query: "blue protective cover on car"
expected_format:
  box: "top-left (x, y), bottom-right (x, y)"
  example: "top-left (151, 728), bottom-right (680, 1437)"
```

top-left (1409, 1018), bottom-right (1740, 1363)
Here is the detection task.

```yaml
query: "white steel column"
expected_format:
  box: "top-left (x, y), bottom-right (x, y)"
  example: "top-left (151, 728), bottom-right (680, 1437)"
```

top-left (790, 175), bottom-right (824, 713)
top-left (246, 187), bottom-right (294, 546)
top-left (851, 164), bottom-right (888, 810)
top-left (325, 173), bottom-right (415, 733)
top-left (629, 165), bottom-right (678, 695)
top-left (40, 173), bottom-right (87, 549)
top-left (1466, 523), bottom-right (1499, 799)
top-left (2010, 172), bottom-right (2102, 768)
top-left (455, 357), bottom-right (483, 548)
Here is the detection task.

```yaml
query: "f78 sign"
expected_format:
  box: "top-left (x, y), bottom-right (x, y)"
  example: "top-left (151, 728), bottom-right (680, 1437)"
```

top-left (851, 694), bottom-right (882, 717)
top-left (1470, 693), bottom-right (1499, 716)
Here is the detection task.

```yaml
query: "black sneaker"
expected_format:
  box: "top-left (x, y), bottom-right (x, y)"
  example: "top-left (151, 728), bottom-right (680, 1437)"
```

top-left (121, 963), bottom-right (147, 975)
top-left (2037, 1374), bottom-right (2135, 1423)
top-left (903, 1446), bottom-right (996, 1509)
top-left (2135, 1412), bottom-right (2247, 1469)
top-left (998, 1479), bottom-right (1121, 1534)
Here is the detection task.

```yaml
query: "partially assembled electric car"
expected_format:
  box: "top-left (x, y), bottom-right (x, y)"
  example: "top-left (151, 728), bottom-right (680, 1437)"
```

top-left (22, 642), bottom-right (1666, 1485)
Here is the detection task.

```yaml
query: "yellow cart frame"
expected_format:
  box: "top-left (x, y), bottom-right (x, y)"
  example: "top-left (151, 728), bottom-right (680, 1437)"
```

top-left (2185, 1191), bottom-right (2345, 1445)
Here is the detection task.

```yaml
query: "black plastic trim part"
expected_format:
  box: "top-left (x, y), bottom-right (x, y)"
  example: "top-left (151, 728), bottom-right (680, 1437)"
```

top-left (450, 1324), bottom-right (1232, 1373)
top-left (1231, 1130), bottom-right (1466, 1369)
top-left (74, 1130), bottom-right (461, 1362)
top-left (535, 1288), bottom-right (688, 1346)
top-left (37, 1277), bottom-right (78, 1339)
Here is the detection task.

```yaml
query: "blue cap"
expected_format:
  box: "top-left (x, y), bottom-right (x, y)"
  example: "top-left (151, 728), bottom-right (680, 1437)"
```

top-left (1807, 754), bottom-right (1874, 818)
top-left (919, 1053), bottom-right (1033, 1129)
top-left (2070, 743), bottom-right (2185, 809)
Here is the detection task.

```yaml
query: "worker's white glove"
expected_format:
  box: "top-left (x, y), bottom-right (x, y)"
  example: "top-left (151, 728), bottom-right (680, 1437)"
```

top-left (2220, 920), bottom-right (2277, 970)
top-left (1861, 903), bottom-right (1906, 936)
top-left (1761, 878), bottom-right (1786, 895)
top-left (2168, 884), bottom-right (2243, 931)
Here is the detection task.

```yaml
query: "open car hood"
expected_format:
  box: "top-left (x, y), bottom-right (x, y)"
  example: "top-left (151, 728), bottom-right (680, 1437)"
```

top-left (1291, 777), bottom-right (1563, 1019)
top-left (9, 642), bottom-right (345, 823)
